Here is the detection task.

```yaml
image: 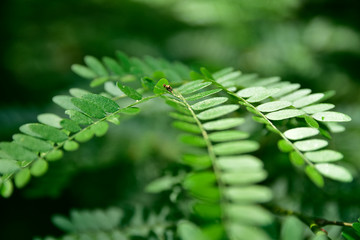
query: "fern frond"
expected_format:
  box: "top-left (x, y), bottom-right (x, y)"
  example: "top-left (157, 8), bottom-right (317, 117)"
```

top-left (166, 80), bottom-right (273, 240)
top-left (0, 87), bottom-right (160, 197)
top-left (36, 206), bottom-right (172, 240)
top-left (203, 67), bottom-right (353, 187)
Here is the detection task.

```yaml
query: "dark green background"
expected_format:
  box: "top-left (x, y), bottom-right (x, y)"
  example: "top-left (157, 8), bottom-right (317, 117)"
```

top-left (1, 0), bottom-right (360, 239)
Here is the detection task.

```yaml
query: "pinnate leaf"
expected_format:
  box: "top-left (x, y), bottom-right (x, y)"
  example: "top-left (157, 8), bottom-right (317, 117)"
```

top-left (315, 163), bottom-right (353, 182)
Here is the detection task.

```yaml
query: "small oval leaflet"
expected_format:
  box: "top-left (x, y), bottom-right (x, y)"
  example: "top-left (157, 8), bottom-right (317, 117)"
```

top-left (203, 118), bottom-right (245, 131)
top-left (213, 140), bottom-right (259, 155)
top-left (280, 89), bottom-right (312, 101)
top-left (71, 97), bottom-right (107, 119)
top-left (197, 104), bottom-right (239, 120)
top-left (20, 123), bottom-right (69, 143)
top-left (0, 159), bottom-right (20, 174)
top-left (84, 55), bottom-right (108, 77)
top-left (305, 149), bottom-right (343, 163)
top-left (293, 139), bottom-right (328, 152)
top-left (315, 163), bottom-right (353, 182)
top-left (225, 204), bottom-right (273, 225)
top-left (71, 64), bottom-right (97, 79)
top-left (284, 127), bottom-right (319, 140)
top-left (247, 88), bottom-right (279, 103)
top-left (312, 111), bottom-right (351, 122)
top-left (37, 113), bottom-right (63, 128)
top-left (191, 97), bottom-right (228, 111)
top-left (172, 121), bottom-right (201, 134)
top-left (301, 103), bottom-right (335, 114)
top-left (217, 155), bottom-right (263, 171)
top-left (305, 166), bottom-right (324, 188)
top-left (292, 93), bottom-right (324, 108)
top-left (266, 109), bottom-right (305, 121)
top-left (257, 100), bottom-right (292, 113)
top-left (224, 186), bottom-right (273, 203)
top-left (177, 80), bottom-right (212, 95)
top-left (208, 130), bottom-right (249, 142)
top-left (185, 89), bottom-right (222, 101)
top-left (237, 87), bottom-right (265, 98)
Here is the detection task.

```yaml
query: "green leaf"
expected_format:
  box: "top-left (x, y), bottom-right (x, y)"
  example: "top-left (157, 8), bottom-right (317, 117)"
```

top-left (281, 216), bottom-right (304, 240)
top-left (53, 95), bottom-right (78, 110)
top-left (1, 180), bottom-right (13, 198)
top-left (169, 112), bottom-right (196, 123)
top-left (145, 175), bottom-right (182, 193)
top-left (172, 121), bottom-right (201, 134)
top-left (103, 56), bottom-right (124, 75)
top-left (69, 88), bottom-right (90, 98)
top-left (304, 115), bottom-right (319, 128)
top-left (289, 151), bottom-right (305, 166)
top-left (305, 166), bottom-right (324, 187)
top-left (213, 140), bottom-right (259, 155)
top-left (319, 127), bottom-right (332, 139)
top-left (237, 87), bottom-right (265, 98)
top-left (37, 113), bottom-right (63, 128)
top-left (0, 159), bottom-right (20, 174)
top-left (71, 64), bottom-right (97, 79)
top-left (60, 119), bottom-right (81, 133)
top-left (257, 101), bottom-right (292, 113)
top-left (293, 93), bottom-right (324, 108)
top-left (14, 168), bottom-right (31, 188)
top-left (191, 97), bottom-right (228, 111)
top-left (294, 139), bottom-right (328, 152)
top-left (118, 107), bottom-right (141, 115)
top-left (227, 224), bottom-right (270, 240)
top-left (117, 82), bottom-right (142, 100)
top-left (213, 67), bottom-right (234, 79)
top-left (301, 103), bottom-right (335, 114)
top-left (106, 115), bottom-right (121, 125)
top-left (91, 121), bottom-right (109, 137)
top-left (315, 163), bottom-right (353, 182)
top-left (153, 78), bottom-right (169, 94)
top-left (12, 134), bottom-right (53, 152)
top-left (177, 80), bottom-right (212, 95)
top-left (82, 93), bottom-right (120, 113)
top-left (225, 205), bottom-right (273, 225)
top-left (224, 186), bottom-right (272, 203)
top-left (272, 83), bottom-right (301, 98)
top-left (280, 89), bottom-right (311, 101)
top-left (46, 150), bottom-right (63, 161)
top-left (141, 77), bottom-right (155, 90)
top-left (247, 88), bottom-right (279, 103)
top-left (90, 77), bottom-right (109, 88)
top-left (0, 142), bottom-right (38, 162)
top-left (116, 51), bottom-right (131, 71)
top-left (305, 150), bottom-right (343, 163)
top-left (278, 140), bottom-right (293, 152)
top-left (65, 110), bottom-right (93, 125)
top-left (221, 170), bottom-right (267, 185)
top-left (203, 118), bottom-right (245, 130)
top-left (64, 141), bottom-right (79, 152)
top-left (182, 154), bottom-right (212, 169)
top-left (284, 127), bottom-right (319, 140)
top-left (30, 159), bottom-right (48, 177)
top-left (179, 134), bottom-right (206, 147)
top-left (266, 109), bottom-right (305, 120)
top-left (84, 55), bottom-right (108, 77)
top-left (166, 99), bottom-right (191, 115)
top-left (252, 116), bottom-right (269, 124)
top-left (327, 123), bottom-right (345, 133)
top-left (197, 105), bottom-right (239, 120)
top-left (20, 123), bottom-right (68, 143)
top-left (253, 76), bottom-right (281, 87)
top-left (312, 111), bottom-right (351, 122)
top-left (186, 89), bottom-right (222, 101)
top-left (177, 220), bottom-right (209, 240)
top-left (71, 97), bottom-right (106, 119)
top-left (193, 202), bottom-right (221, 219)
top-left (208, 130), bottom-right (249, 142)
top-left (74, 128), bottom-right (94, 142)
top-left (217, 155), bottom-right (263, 171)
top-left (200, 67), bottom-right (214, 80)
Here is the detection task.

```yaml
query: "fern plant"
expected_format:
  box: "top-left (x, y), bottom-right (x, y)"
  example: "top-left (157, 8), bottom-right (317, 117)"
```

top-left (0, 51), bottom-right (357, 240)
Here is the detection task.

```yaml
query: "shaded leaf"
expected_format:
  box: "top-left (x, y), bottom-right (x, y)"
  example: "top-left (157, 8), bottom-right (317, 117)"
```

top-left (177, 220), bottom-right (208, 240)
top-left (74, 128), bottom-right (94, 142)
top-left (12, 134), bottom-right (53, 152)
top-left (0, 180), bottom-right (13, 198)
top-left (172, 121), bottom-right (201, 134)
top-left (0, 159), bottom-right (20, 174)
top-left (117, 82), bottom-right (142, 100)
top-left (304, 115), bottom-right (319, 128)
top-left (103, 56), bottom-right (124, 75)
top-left (278, 140), bottom-right (293, 152)
top-left (71, 98), bottom-right (106, 119)
top-left (90, 77), bottom-right (109, 88)
top-left (84, 55), bottom-right (108, 77)
top-left (182, 154), bottom-right (212, 169)
top-left (179, 134), bottom-right (206, 147)
top-left (169, 112), bottom-right (196, 123)
top-left (71, 64), bottom-right (97, 79)
top-left (153, 78), bottom-right (169, 94)
top-left (46, 150), bottom-right (63, 161)
top-left (60, 119), bottom-right (81, 133)
top-left (14, 168), bottom-right (31, 188)
top-left (82, 93), bottom-right (119, 113)
top-left (30, 159), bottom-right (48, 177)
top-left (281, 216), bottom-right (304, 240)
top-left (0, 142), bottom-right (38, 162)
top-left (65, 110), bottom-right (93, 125)
top-left (64, 141), bottom-right (79, 152)
top-left (91, 121), bottom-right (109, 137)
top-left (305, 166), bottom-right (324, 187)
top-left (20, 123), bottom-right (68, 143)
top-left (289, 151), bottom-right (305, 166)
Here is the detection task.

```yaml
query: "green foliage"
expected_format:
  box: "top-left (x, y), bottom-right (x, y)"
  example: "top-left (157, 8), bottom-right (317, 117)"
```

top-left (0, 52), bottom-right (357, 240)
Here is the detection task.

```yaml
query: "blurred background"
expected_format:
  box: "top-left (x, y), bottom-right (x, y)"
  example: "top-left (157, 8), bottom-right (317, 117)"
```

top-left (0, 0), bottom-right (360, 239)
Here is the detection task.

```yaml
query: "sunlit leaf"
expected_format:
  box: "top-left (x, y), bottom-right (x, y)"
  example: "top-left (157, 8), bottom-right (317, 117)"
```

top-left (237, 87), bottom-right (266, 98)
top-left (301, 103), bottom-right (335, 114)
top-left (191, 97), bottom-right (228, 111)
top-left (312, 111), bottom-right (351, 122)
top-left (266, 109), bottom-right (305, 120)
top-left (0, 142), bottom-right (38, 162)
top-left (37, 113), bottom-right (63, 128)
top-left (225, 205), bottom-right (273, 225)
top-left (64, 141), bottom-right (79, 152)
top-left (0, 159), bottom-right (20, 174)
top-left (257, 101), bottom-right (292, 113)
top-left (217, 155), bottom-right (263, 171)
top-left (182, 154), bottom-right (212, 169)
top-left (280, 89), bottom-right (311, 101)
top-left (294, 139), bottom-right (328, 152)
top-left (91, 121), bottom-right (109, 137)
top-left (305, 150), bottom-right (343, 162)
top-left (315, 163), bottom-right (353, 182)
top-left (177, 80), bottom-right (212, 95)
top-left (277, 140), bottom-right (293, 152)
top-left (203, 118), bottom-right (244, 131)
top-left (185, 89), bottom-right (222, 101)
top-left (46, 150), bottom-right (63, 161)
top-left (293, 93), bottom-right (324, 108)
top-left (12, 134), bottom-right (53, 152)
top-left (177, 220), bottom-right (208, 240)
top-left (284, 127), bottom-right (319, 140)
top-left (213, 141), bottom-right (259, 155)
top-left (197, 105), bottom-right (239, 120)
top-left (224, 186), bottom-right (272, 203)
